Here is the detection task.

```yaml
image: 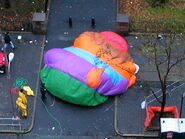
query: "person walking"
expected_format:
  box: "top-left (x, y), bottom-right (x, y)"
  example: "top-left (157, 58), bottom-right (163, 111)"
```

top-left (2, 32), bottom-right (15, 51)
top-left (91, 17), bottom-right (95, 29)
top-left (68, 16), bottom-right (73, 28)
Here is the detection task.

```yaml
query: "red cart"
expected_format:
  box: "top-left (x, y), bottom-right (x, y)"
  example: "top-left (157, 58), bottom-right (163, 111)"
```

top-left (0, 52), bottom-right (6, 74)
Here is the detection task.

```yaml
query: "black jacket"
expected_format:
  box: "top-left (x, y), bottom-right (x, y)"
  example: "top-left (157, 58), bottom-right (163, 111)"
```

top-left (4, 34), bottom-right (11, 44)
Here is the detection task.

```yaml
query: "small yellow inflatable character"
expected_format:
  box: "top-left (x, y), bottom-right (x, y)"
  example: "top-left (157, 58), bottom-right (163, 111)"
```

top-left (16, 97), bottom-right (27, 117)
top-left (18, 89), bottom-right (27, 104)
top-left (23, 86), bottom-right (35, 96)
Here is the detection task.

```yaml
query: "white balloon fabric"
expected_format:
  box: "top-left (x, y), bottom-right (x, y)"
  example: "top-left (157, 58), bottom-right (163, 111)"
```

top-left (8, 52), bottom-right (14, 62)
top-left (8, 52), bottom-right (14, 73)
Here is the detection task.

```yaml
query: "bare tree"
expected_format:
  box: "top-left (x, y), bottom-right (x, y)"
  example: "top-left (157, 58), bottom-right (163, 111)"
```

top-left (141, 33), bottom-right (185, 119)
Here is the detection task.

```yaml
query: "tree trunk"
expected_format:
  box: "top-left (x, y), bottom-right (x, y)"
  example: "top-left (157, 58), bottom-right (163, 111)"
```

top-left (159, 84), bottom-right (167, 120)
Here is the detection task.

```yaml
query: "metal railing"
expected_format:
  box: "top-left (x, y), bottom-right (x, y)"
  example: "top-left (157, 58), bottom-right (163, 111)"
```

top-left (143, 80), bottom-right (185, 109)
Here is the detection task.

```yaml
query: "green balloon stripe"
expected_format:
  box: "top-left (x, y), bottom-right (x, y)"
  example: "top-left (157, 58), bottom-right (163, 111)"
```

top-left (40, 68), bottom-right (108, 106)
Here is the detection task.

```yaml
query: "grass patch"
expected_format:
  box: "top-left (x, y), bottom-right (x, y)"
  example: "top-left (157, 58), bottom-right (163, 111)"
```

top-left (0, 0), bottom-right (44, 31)
top-left (119, 0), bottom-right (185, 33)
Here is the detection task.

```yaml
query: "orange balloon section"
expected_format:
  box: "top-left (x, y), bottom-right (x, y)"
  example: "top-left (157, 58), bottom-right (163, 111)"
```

top-left (73, 31), bottom-right (137, 87)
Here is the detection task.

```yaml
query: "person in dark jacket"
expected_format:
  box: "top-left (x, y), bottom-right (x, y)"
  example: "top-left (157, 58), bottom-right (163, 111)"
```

top-left (40, 82), bottom-right (47, 101)
top-left (68, 16), bottom-right (72, 28)
top-left (2, 32), bottom-right (15, 50)
top-left (91, 17), bottom-right (95, 29)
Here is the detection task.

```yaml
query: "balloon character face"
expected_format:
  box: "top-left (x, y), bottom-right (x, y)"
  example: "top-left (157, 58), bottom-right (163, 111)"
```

top-left (40, 31), bottom-right (139, 106)
top-left (74, 31), bottom-right (133, 63)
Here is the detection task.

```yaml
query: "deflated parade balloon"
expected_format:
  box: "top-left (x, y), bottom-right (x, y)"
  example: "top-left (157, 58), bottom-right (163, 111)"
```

top-left (40, 31), bottom-right (139, 106)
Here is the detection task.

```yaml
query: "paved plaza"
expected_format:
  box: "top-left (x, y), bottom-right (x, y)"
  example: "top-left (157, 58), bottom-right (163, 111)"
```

top-left (0, 0), bottom-right (184, 139)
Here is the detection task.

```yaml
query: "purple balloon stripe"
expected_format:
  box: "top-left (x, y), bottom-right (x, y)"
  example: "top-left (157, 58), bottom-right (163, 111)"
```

top-left (44, 48), bottom-right (129, 96)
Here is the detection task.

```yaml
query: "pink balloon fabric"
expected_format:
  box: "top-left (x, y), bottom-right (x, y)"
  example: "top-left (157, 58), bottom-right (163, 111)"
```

top-left (100, 31), bottom-right (128, 52)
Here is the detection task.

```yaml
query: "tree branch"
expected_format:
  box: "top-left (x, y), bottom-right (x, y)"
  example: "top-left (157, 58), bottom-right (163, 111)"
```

top-left (150, 89), bottom-right (162, 104)
top-left (154, 41), bottom-right (163, 85)
top-left (169, 57), bottom-right (185, 71)
top-left (164, 46), bottom-right (171, 81)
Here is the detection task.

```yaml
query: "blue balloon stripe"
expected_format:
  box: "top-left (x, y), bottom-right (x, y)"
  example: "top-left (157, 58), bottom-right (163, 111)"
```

top-left (64, 47), bottom-right (125, 84)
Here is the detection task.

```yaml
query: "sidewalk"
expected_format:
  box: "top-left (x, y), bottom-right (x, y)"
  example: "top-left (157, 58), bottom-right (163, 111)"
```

top-left (115, 81), bottom-right (185, 137)
top-left (0, 33), bottom-right (44, 133)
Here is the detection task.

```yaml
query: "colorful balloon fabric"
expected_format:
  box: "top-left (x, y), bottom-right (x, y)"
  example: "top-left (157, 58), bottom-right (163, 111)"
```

top-left (40, 31), bottom-right (139, 106)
